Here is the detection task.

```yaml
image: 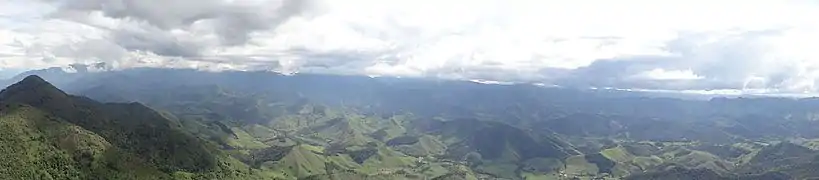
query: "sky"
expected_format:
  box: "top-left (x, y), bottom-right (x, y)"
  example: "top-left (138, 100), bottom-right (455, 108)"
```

top-left (1, 0), bottom-right (819, 93)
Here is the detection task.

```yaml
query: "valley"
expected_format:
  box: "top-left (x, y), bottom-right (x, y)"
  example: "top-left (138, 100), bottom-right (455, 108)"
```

top-left (3, 68), bottom-right (819, 179)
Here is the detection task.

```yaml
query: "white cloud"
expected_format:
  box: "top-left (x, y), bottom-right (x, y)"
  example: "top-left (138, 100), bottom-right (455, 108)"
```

top-left (634, 68), bottom-right (704, 81)
top-left (2, 0), bottom-right (819, 92)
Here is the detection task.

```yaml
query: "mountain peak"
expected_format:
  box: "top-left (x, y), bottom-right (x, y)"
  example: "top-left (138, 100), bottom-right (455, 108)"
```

top-left (0, 75), bottom-right (69, 105)
top-left (20, 75), bottom-right (48, 84)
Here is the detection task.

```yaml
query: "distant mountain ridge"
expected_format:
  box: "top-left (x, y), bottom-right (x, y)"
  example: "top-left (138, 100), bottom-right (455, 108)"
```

top-left (8, 67), bottom-right (819, 179)
top-left (0, 63), bottom-right (110, 90)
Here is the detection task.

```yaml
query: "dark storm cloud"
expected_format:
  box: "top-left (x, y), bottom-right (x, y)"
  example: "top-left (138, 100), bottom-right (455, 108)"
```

top-left (43, 0), bottom-right (311, 56)
top-left (214, 0), bottom-right (310, 45)
top-left (51, 0), bottom-right (223, 28)
top-left (111, 26), bottom-right (203, 57)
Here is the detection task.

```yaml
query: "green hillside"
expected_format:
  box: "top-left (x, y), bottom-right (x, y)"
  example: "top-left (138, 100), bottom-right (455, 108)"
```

top-left (0, 76), bottom-right (218, 173)
top-left (0, 76), bottom-right (270, 179)
top-left (0, 103), bottom-right (168, 179)
top-left (12, 70), bottom-right (819, 179)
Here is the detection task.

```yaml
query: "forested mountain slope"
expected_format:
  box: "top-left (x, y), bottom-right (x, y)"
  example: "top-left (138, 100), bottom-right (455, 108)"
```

top-left (6, 68), bottom-right (819, 179)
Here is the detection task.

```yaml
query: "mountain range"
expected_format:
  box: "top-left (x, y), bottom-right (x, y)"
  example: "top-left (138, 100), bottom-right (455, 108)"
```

top-left (4, 66), bottom-right (819, 179)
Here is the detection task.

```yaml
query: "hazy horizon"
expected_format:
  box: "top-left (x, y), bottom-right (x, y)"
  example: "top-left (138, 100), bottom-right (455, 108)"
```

top-left (3, 0), bottom-right (819, 94)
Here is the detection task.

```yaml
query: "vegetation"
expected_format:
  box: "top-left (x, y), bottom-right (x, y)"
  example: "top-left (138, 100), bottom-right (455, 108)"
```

top-left (0, 103), bottom-right (169, 180)
top-left (9, 68), bottom-right (819, 179)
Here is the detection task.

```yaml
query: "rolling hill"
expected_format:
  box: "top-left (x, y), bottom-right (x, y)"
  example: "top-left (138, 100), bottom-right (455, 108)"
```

top-left (11, 67), bottom-right (819, 179)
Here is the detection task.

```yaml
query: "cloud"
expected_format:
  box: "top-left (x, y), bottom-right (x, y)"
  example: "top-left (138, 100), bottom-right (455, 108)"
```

top-left (2, 0), bottom-right (819, 93)
top-left (632, 69), bottom-right (703, 81)
top-left (48, 0), bottom-right (309, 45)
